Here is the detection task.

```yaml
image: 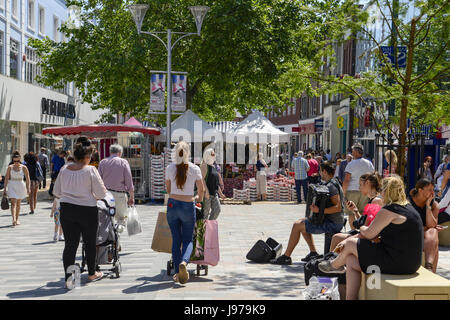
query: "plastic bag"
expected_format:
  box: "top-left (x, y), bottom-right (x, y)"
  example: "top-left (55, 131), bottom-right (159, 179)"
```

top-left (303, 276), bottom-right (340, 300)
top-left (126, 206), bottom-right (142, 236)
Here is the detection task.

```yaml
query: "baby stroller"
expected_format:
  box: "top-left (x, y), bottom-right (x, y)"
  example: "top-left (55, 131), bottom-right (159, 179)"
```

top-left (80, 192), bottom-right (122, 278)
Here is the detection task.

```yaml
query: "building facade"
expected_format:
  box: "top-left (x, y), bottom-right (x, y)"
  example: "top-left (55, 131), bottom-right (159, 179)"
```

top-left (0, 0), bottom-right (103, 173)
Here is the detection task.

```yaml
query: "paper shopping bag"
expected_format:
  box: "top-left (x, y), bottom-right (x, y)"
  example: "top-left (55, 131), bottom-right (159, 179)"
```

top-left (151, 210), bottom-right (172, 253)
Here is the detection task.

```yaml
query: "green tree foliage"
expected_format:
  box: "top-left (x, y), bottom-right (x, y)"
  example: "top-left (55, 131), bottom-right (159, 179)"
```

top-left (278, 0), bottom-right (449, 177)
top-left (29, 0), bottom-right (327, 122)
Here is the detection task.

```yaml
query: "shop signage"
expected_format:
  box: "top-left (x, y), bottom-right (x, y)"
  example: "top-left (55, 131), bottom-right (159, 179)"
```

top-left (324, 117), bottom-right (331, 130)
top-left (314, 118), bottom-right (324, 132)
top-left (41, 98), bottom-right (76, 119)
top-left (297, 123), bottom-right (315, 134)
top-left (337, 115), bottom-right (348, 131)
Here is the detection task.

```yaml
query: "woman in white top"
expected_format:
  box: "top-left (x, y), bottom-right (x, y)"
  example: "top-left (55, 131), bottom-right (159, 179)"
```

top-left (53, 137), bottom-right (107, 288)
top-left (165, 141), bottom-right (205, 284)
top-left (4, 152), bottom-right (30, 226)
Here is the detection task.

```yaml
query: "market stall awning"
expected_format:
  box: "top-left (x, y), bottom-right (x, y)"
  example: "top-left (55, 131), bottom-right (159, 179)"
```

top-left (229, 110), bottom-right (289, 143)
top-left (42, 124), bottom-right (160, 138)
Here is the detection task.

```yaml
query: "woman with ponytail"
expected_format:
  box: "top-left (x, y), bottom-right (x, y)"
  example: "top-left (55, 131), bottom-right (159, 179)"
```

top-left (165, 141), bottom-right (205, 284)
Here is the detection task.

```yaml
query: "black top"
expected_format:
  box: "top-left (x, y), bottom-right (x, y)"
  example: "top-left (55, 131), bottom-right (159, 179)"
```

top-left (381, 203), bottom-right (423, 272)
top-left (409, 196), bottom-right (434, 227)
top-left (323, 179), bottom-right (344, 225)
top-left (205, 165), bottom-right (219, 196)
top-left (256, 160), bottom-right (264, 171)
top-left (26, 162), bottom-right (38, 181)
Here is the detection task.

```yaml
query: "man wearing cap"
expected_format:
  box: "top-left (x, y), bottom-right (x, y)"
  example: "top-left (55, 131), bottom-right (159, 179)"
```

top-left (342, 143), bottom-right (374, 229)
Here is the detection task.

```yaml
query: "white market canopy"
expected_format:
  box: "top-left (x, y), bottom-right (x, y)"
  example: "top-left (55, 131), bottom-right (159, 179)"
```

top-left (228, 110), bottom-right (290, 144)
top-left (156, 109), bottom-right (223, 143)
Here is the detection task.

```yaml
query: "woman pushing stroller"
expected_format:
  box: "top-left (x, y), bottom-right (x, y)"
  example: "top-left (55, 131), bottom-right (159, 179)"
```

top-left (165, 141), bottom-right (205, 284)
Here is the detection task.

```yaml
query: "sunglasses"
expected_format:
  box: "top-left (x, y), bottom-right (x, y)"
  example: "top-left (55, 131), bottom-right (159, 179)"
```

top-left (13, 160), bottom-right (20, 163)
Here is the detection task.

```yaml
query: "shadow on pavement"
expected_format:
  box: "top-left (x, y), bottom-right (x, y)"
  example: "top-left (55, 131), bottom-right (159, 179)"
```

top-left (6, 280), bottom-right (68, 299)
top-left (0, 225), bottom-right (14, 229)
top-left (32, 241), bottom-right (58, 246)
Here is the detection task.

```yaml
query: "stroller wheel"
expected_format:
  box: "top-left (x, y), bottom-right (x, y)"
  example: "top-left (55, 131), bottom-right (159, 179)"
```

top-left (196, 265), bottom-right (201, 276)
top-left (204, 265), bottom-right (208, 276)
top-left (114, 262), bottom-right (121, 278)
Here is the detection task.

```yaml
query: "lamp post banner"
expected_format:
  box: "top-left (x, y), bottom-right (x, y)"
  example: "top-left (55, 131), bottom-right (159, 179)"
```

top-left (150, 74), bottom-right (166, 112)
top-left (171, 74), bottom-right (187, 112)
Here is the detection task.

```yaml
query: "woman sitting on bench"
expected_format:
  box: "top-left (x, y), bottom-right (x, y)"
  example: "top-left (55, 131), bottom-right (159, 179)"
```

top-left (329, 172), bottom-right (383, 251)
top-left (318, 175), bottom-right (424, 300)
top-left (409, 178), bottom-right (444, 273)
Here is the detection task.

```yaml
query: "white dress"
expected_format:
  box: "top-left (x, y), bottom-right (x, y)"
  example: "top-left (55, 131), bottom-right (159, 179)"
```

top-left (7, 167), bottom-right (27, 200)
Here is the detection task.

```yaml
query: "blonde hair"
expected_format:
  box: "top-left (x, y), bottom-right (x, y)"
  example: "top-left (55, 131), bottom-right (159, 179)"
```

top-left (174, 141), bottom-right (190, 165)
top-left (202, 148), bottom-right (215, 164)
top-left (336, 159), bottom-right (343, 165)
top-left (385, 150), bottom-right (398, 167)
top-left (381, 175), bottom-right (409, 206)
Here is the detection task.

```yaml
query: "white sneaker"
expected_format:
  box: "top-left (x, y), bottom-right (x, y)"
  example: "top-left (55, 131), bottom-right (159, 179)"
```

top-left (58, 235), bottom-right (65, 241)
top-left (53, 233), bottom-right (58, 241)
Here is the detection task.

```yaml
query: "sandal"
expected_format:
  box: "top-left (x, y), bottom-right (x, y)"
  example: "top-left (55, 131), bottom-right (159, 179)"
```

top-left (424, 262), bottom-right (434, 271)
top-left (88, 271), bottom-right (104, 282)
top-left (15, 221), bottom-right (20, 225)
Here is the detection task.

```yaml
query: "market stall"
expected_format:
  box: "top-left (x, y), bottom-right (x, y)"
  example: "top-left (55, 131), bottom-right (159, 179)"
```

top-left (222, 111), bottom-right (291, 201)
top-left (42, 120), bottom-right (160, 202)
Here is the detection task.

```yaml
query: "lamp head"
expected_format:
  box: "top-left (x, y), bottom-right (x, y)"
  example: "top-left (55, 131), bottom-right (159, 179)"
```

top-left (128, 4), bottom-right (149, 34)
top-left (189, 5), bottom-right (209, 35)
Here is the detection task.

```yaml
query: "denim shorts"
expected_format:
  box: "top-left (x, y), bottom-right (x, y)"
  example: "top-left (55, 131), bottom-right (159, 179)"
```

top-left (305, 218), bottom-right (343, 234)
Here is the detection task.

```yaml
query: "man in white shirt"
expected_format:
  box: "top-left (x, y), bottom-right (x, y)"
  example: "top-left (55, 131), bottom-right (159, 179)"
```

top-left (342, 143), bottom-right (375, 229)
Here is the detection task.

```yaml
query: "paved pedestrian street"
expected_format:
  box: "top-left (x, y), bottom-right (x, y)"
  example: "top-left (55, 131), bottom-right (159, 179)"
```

top-left (1, 200), bottom-right (449, 300)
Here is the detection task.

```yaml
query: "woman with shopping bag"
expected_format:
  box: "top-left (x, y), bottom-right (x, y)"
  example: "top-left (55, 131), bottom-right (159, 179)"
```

top-left (165, 141), bottom-right (205, 284)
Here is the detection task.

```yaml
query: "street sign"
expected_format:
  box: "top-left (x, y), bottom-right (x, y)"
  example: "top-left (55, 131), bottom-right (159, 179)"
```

top-left (380, 46), bottom-right (407, 68)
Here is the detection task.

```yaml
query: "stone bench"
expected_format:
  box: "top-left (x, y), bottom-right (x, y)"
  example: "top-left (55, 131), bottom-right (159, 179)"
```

top-left (358, 266), bottom-right (450, 300)
top-left (438, 221), bottom-right (450, 246)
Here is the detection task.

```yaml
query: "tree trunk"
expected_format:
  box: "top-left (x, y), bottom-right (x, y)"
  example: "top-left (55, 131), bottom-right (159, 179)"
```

top-left (398, 18), bottom-right (416, 179)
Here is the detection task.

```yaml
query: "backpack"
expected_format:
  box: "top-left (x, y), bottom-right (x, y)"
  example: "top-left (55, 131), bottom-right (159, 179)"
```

top-left (305, 184), bottom-right (330, 225)
top-left (304, 252), bottom-right (346, 285)
top-left (246, 237), bottom-right (282, 263)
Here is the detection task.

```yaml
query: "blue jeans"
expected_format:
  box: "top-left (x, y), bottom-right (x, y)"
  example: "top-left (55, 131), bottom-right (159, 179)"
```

top-left (167, 198), bottom-right (196, 273)
top-left (295, 179), bottom-right (308, 202)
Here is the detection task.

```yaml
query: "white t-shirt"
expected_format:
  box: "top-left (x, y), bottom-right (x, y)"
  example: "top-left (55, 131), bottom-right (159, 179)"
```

top-left (344, 157), bottom-right (375, 191)
top-left (166, 162), bottom-right (202, 196)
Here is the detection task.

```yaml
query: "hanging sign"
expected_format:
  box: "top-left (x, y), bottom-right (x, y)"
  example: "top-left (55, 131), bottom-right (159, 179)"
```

top-left (150, 74), bottom-right (165, 112)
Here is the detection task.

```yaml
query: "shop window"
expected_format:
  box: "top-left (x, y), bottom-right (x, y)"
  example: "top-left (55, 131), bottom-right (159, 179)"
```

top-left (10, 39), bottom-right (19, 79)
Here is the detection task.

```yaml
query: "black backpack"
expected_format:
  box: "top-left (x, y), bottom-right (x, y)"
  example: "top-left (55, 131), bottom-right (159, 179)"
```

top-left (305, 184), bottom-right (330, 225)
top-left (246, 237), bottom-right (282, 263)
top-left (304, 252), bottom-right (346, 285)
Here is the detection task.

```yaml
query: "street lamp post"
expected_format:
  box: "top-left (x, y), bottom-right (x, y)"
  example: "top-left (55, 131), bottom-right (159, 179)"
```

top-left (128, 4), bottom-right (209, 150)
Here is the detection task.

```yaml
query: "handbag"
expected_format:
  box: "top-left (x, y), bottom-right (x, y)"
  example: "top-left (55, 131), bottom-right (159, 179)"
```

top-left (1, 192), bottom-right (9, 210)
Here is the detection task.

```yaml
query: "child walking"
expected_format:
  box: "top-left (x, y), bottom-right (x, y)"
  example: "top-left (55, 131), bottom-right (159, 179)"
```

top-left (51, 197), bottom-right (64, 241)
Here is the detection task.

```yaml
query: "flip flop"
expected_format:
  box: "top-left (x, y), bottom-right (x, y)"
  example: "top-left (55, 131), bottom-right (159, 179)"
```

top-left (88, 272), bottom-right (105, 282)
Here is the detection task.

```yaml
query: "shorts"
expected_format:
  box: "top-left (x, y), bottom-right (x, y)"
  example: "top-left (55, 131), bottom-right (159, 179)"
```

top-left (344, 190), bottom-right (369, 216)
top-left (54, 210), bottom-right (60, 226)
top-left (305, 219), bottom-right (343, 234)
top-left (30, 180), bottom-right (40, 188)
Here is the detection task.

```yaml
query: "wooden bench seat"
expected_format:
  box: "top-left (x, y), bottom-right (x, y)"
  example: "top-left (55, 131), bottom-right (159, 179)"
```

top-left (359, 266), bottom-right (450, 300)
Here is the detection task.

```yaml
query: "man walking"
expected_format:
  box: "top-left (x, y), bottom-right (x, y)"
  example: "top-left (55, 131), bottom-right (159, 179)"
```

top-left (38, 148), bottom-right (49, 189)
top-left (49, 149), bottom-right (66, 197)
top-left (292, 151), bottom-right (310, 204)
top-left (342, 143), bottom-right (374, 229)
top-left (338, 154), bottom-right (353, 184)
top-left (98, 144), bottom-right (134, 233)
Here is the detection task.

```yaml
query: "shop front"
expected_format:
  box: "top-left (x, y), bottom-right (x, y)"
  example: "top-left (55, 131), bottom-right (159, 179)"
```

top-left (297, 122), bottom-right (315, 151)
top-left (0, 74), bottom-right (104, 174)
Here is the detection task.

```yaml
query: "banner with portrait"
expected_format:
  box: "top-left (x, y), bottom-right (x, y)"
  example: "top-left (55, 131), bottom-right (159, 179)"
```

top-left (150, 74), bottom-right (165, 112)
top-left (171, 74), bottom-right (187, 112)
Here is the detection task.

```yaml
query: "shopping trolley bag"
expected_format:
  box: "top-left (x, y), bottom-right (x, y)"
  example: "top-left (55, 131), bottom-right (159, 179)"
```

top-left (190, 219), bottom-right (220, 266)
top-left (151, 211), bottom-right (172, 253)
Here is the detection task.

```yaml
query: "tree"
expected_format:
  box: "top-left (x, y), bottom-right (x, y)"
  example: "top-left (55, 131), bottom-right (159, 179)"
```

top-left (30, 0), bottom-right (328, 123)
top-left (278, 0), bottom-right (450, 178)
